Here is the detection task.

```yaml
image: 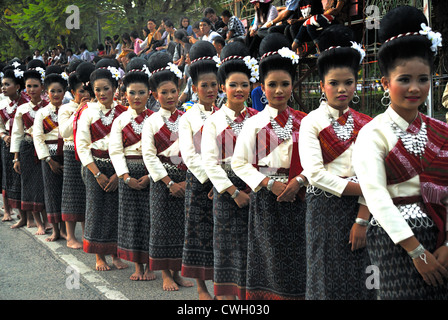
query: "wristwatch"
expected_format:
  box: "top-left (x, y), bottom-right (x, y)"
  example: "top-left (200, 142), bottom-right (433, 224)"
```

top-left (266, 178), bottom-right (275, 191)
top-left (296, 176), bottom-right (305, 188)
top-left (167, 180), bottom-right (175, 189)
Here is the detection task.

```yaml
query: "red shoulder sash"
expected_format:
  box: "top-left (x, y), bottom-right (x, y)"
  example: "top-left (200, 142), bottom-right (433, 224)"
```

top-left (90, 104), bottom-right (127, 143)
top-left (153, 109), bottom-right (184, 154)
top-left (122, 109), bottom-right (154, 148)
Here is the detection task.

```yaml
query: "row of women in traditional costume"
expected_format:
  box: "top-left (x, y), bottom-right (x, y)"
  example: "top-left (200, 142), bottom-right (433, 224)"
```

top-left (1, 5), bottom-right (447, 300)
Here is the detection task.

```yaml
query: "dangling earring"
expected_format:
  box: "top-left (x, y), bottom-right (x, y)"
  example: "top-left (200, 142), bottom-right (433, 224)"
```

top-left (319, 92), bottom-right (327, 104)
top-left (260, 92), bottom-right (267, 105)
top-left (381, 89), bottom-right (391, 107)
top-left (352, 91), bottom-right (360, 104)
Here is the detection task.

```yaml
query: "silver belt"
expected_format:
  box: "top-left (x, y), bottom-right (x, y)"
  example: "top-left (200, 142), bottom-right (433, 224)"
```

top-left (370, 202), bottom-right (435, 229)
top-left (47, 143), bottom-right (59, 156)
top-left (267, 174), bottom-right (288, 184)
top-left (63, 140), bottom-right (75, 151)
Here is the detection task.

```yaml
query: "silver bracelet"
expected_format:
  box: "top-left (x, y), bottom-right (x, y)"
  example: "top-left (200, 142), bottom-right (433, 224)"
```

top-left (355, 218), bottom-right (369, 227)
top-left (266, 178), bottom-right (275, 191)
top-left (231, 189), bottom-right (240, 199)
top-left (166, 180), bottom-right (174, 189)
top-left (94, 171), bottom-right (102, 179)
top-left (407, 244), bottom-right (428, 264)
top-left (12, 159), bottom-right (19, 163)
top-left (444, 241), bottom-right (448, 247)
top-left (296, 176), bottom-right (305, 188)
top-left (124, 177), bottom-right (131, 185)
top-left (45, 156), bottom-right (52, 163)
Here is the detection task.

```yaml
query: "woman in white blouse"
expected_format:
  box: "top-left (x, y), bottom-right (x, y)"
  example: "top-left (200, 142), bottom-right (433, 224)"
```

top-left (109, 62), bottom-right (154, 281)
top-left (141, 52), bottom-right (193, 291)
top-left (75, 66), bottom-right (128, 272)
top-left (298, 25), bottom-right (374, 300)
top-left (178, 41), bottom-right (219, 300)
top-left (11, 63), bottom-right (48, 234)
top-left (33, 73), bottom-right (67, 242)
top-left (232, 34), bottom-right (307, 299)
top-left (0, 64), bottom-right (28, 223)
top-left (353, 6), bottom-right (448, 299)
top-left (58, 62), bottom-right (93, 249)
top-left (201, 41), bottom-right (258, 300)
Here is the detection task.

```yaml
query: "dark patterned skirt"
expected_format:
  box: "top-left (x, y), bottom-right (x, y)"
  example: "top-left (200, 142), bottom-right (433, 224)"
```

top-left (181, 170), bottom-right (214, 280)
top-left (305, 188), bottom-right (375, 300)
top-left (148, 165), bottom-right (186, 271)
top-left (246, 187), bottom-right (307, 300)
top-left (213, 170), bottom-right (249, 300)
top-left (1, 138), bottom-right (21, 209)
top-left (83, 159), bottom-right (119, 255)
top-left (61, 144), bottom-right (86, 222)
top-left (18, 138), bottom-right (45, 212)
top-left (41, 155), bottom-right (64, 223)
top-left (367, 209), bottom-right (448, 300)
top-left (117, 158), bottom-right (150, 264)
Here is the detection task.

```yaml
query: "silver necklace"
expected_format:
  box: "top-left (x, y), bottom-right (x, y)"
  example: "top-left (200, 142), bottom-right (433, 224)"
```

top-left (163, 114), bottom-right (180, 133)
top-left (326, 105), bottom-right (354, 141)
top-left (270, 114), bottom-right (293, 141)
top-left (130, 115), bottom-right (148, 135)
top-left (391, 120), bottom-right (427, 157)
top-left (99, 107), bottom-right (116, 126)
top-left (226, 113), bottom-right (248, 136)
top-left (6, 100), bottom-right (19, 114)
top-left (49, 109), bottom-right (58, 123)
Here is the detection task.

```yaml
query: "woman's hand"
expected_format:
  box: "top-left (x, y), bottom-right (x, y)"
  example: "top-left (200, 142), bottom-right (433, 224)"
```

top-left (104, 173), bottom-right (118, 192)
top-left (13, 161), bottom-right (21, 174)
top-left (48, 159), bottom-right (63, 175)
top-left (349, 223), bottom-right (367, 251)
top-left (137, 175), bottom-right (150, 189)
top-left (234, 190), bottom-right (250, 208)
top-left (413, 250), bottom-right (448, 287)
top-left (277, 178), bottom-right (300, 202)
top-left (170, 181), bottom-right (186, 198)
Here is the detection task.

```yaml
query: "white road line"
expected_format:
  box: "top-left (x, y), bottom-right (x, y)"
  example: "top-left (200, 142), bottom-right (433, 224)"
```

top-left (24, 225), bottom-right (129, 300)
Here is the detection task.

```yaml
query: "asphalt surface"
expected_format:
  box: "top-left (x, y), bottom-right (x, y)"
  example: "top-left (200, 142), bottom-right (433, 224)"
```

top-left (0, 209), bottom-right (213, 301)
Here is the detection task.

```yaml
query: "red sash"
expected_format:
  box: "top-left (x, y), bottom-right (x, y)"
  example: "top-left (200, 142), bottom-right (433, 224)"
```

top-left (73, 102), bottom-right (89, 161)
top-left (0, 92), bottom-right (30, 131)
top-left (384, 114), bottom-right (448, 247)
top-left (153, 109), bottom-right (184, 154)
top-left (122, 109), bottom-right (154, 149)
top-left (318, 108), bottom-right (372, 164)
top-left (192, 105), bottom-right (219, 154)
top-left (217, 107), bottom-right (258, 160)
top-left (22, 100), bottom-right (49, 130)
top-left (90, 104), bottom-right (127, 143)
top-left (43, 112), bottom-right (59, 134)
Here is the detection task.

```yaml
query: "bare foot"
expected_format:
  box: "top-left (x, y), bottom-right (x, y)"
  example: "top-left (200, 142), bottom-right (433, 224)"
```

top-left (130, 264), bottom-right (144, 281)
top-left (45, 231), bottom-right (60, 242)
top-left (2, 213), bottom-right (12, 222)
top-left (35, 225), bottom-right (46, 235)
top-left (143, 267), bottom-right (156, 281)
top-left (96, 255), bottom-right (111, 271)
top-left (162, 270), bottom-right (179, 291)
top-left (173, 271), bottom-right (194, 287)
top-left (66, 238), bottom-right (83, 249)
top-left (112, 256), bottom-right (129, 270)
top-left (11, 219), bottom-right (27, 229)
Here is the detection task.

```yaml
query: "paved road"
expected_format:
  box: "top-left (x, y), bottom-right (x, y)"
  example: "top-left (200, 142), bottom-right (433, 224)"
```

top-left (0, 209), bottom-right (212, 301)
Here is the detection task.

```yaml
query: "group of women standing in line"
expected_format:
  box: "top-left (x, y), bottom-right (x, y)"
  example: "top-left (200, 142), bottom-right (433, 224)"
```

top-left (1, 5), bottom-right (447, 300)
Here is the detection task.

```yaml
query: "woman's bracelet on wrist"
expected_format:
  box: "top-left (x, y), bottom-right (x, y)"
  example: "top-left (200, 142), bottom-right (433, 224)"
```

top-left (94, 171), bottom-right (102, 179)
top-left (355, 218), bottom-right (369, 226)
top-left (231, 189), bottom-right (240, 199)
top-left (407, 244), bottom-right (428, 264)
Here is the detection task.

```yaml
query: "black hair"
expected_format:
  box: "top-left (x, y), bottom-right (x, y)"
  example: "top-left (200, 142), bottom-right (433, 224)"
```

top-left (221, 10), bottom-right (232, 18)
top-left (199, 18), bottom-right (212, 26)
top-left (203, 7), bottom-right (216, 16)
top-left (69, 61), bottom-right (95, 95)
top-left (95, 58), bottom-right (120, 70)
top-left (147, 51), bottom-right (178, 91)
top-left (189, 41), bottom-right (218, 85)
top-left (24, 59), bottom-right (46, 84)
top-left (212, 36), bottom-right (225, 47)
top-left (217, 40), bottom-right (251, 85)
top-left (91, 56), bottom-right (120, 89)
top-left (378, 5), bottom-right (434, 76)
top-left (124, 57), bottom-right (151, 90)
top-left (179, 16), bottom-right (190, 28)
top-left (317, 24), bottom-right (361, 81)
top-left (67, 58), bottom-right (83, 74)
top-left (174, 29), bottom-right (189, 43)
top-left (2, 65), bottom-right (26, 91)
top-left (259, 33), bottom-right (296, 83)
top-left (46, 65), bottom-right (64, 75)
top-left (165, 20), bottom-right (174, 28)
top-left (130, 30), bottom-right (139, 39)
top-left (125, 57), bottom-right (149, 73)
top-left (44, 73), bottom-right (68, 91)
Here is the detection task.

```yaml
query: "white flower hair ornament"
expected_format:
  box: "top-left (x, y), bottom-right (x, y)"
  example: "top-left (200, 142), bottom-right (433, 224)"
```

top-left (167, 62), bottom-right (183, 79)
top-left (419, 23), bottom-right (442, 54)
top-left (277, 47), bottom-right (300, 64)
top-left (107, 66), bottom-right (121, 81)
top-left (0, 72), bottom-right (4, 79)
top-left (14, 68), bottom-right (24, 79)
top-left (350, 41), bottom-right (366, 64)
top-left (12, 61), bottom-right (21, 68)
top-left (142, 64), bottom-right (152, 78)
top-left (61, 72), bottom-right (69, 81)
top-left (34, 67), bottom-right (46, 83)
top-left (243, 56), bottom-right (259, 83)
top-left (213, 55), bottom-right (222, 68)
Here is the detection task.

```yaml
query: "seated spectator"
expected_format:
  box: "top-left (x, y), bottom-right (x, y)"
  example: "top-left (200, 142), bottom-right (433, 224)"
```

top-left (221, 10), bottom-right (246, 41)
top-left (140, 19), bottom-right (162, 60)
top-left (246, 0), bottom-right (278, 57)
top-left (199, 18), bottom-right (221, 43)
top-left (204, 7), bottom-right (227, 37)
top-left (157, 20), bottom-right (177, 56)
top-left (264, 0), bottom-right (299, 34)
top-left (79, 43), bottom-right (93, 62)
top-left (179, 16), bottom-right (194, 37)
top-left (212, 36), bottom-right (225, 57)
top-left (130, 30), bottom-right (143, 55)
top-left (189, 21), bottom-right (203, 44)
